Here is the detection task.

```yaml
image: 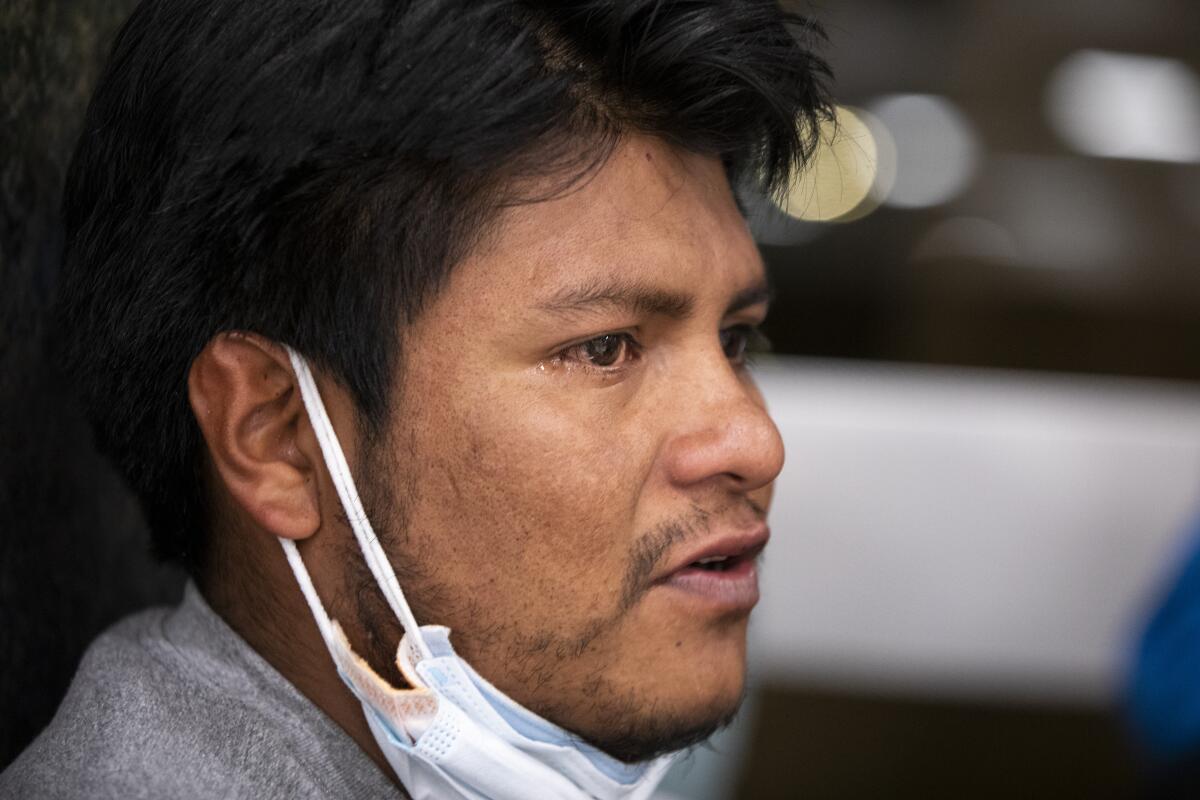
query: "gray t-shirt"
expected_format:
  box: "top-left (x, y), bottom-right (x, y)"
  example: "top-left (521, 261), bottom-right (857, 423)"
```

top-left (0, 583), bottom-right (404, 799)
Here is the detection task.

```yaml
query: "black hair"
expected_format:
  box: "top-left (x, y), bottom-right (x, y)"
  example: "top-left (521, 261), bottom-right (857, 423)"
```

top-left (57, 0), bottom-right (832, 574)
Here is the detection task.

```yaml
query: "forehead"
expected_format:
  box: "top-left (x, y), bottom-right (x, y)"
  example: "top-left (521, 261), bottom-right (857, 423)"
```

top-left (457, 135), bottom-right (763, 308)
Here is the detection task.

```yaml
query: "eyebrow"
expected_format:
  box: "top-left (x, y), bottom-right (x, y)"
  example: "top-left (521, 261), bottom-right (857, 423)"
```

top-left (536, 278), bottom-right (693, 320)
top-left (535, 277), bottom-right (772, 320)
top-left (726, 282), bottom-right (774, 315)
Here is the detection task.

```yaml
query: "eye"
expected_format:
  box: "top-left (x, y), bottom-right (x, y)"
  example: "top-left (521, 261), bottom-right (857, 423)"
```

top-left (563, 333), bottom-right (640, 369)
top-left (720, 324), bottom-right (770, 364)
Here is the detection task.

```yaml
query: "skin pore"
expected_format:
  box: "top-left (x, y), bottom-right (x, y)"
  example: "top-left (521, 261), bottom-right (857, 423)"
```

top-left (188, 134), bottom-right (785, 781)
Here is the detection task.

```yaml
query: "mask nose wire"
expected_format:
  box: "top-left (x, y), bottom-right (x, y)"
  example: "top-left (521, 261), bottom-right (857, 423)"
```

top-left (284, 345), bottom-right (433, 663)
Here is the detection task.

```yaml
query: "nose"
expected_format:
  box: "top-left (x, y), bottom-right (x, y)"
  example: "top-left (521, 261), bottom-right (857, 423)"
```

top-left (660, 357), bottom-right (785, 494)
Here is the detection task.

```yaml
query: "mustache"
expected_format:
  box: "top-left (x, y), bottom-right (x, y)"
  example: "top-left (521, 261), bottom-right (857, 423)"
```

top-left (619, 496), bottom-right (766, 611)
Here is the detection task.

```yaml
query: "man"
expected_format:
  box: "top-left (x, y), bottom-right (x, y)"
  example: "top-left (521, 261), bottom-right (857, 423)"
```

top-left (1, 0), bottom-right (830, 797)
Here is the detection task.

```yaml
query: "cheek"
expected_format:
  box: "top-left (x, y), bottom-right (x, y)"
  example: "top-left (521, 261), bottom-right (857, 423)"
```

top-left (401, 379), bottom-right (654, 620)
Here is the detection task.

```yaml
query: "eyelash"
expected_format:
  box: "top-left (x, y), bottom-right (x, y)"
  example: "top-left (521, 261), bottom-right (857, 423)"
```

top-left (721, 324), bottom-right (772, 365)
top-left (553, 324), bottom-right (771, 376)
top-left (555, 332), bottom-right (642, 375)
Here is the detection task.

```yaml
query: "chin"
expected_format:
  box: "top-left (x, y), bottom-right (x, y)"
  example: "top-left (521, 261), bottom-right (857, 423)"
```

top-left (656, 607), bottom-right (751, 713)
top-left (584, 677), bottom-right (746, 764)
top-left (571, 620), bottom-right (751, 764)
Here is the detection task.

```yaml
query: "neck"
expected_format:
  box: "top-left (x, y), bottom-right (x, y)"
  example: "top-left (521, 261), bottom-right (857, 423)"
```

top-left (199, 535), bottom-right (409, 797)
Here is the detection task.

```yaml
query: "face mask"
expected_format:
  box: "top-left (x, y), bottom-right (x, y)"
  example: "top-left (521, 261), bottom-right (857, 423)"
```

top-left (278, 347), bottom-right (678, 800)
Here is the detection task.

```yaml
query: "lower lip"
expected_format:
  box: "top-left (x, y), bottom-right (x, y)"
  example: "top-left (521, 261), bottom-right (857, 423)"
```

top-left (660, 558), bottom-right (760, 613)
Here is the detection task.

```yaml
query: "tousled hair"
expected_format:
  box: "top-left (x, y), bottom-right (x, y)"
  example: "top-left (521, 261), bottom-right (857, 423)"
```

top-left (57, 0), bottom-right (832, 573)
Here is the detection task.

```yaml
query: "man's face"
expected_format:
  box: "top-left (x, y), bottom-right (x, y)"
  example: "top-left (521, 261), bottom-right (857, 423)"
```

top-left (359, 135), bottom-right (784, 761)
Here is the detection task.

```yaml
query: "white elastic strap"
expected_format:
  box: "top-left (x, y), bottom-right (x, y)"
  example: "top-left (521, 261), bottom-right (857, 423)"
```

top-left (285, 346), bottom-right (432, 661)
top-left (279, 538), bottom-right (336, 651)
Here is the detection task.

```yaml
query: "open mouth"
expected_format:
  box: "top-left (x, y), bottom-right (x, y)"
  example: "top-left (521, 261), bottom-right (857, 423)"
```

top-left (678, 534), bottom-right (767, 575)
top-left (659, 530), bottom-right (769, 611)
top-left (691, 555), bottom-right (741, 572)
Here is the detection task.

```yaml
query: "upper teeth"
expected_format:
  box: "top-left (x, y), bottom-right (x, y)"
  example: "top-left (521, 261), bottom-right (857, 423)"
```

top-left (696, 556), bottom-right (729, 564)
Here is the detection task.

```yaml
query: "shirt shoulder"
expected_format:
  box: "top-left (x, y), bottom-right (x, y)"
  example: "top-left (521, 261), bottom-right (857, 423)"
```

top-left (0, 590), bottom-right (400, 800)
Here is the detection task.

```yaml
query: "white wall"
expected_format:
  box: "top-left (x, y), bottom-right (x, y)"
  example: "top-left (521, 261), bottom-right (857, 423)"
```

top-left (750, 357), bottom-right (1200, 702)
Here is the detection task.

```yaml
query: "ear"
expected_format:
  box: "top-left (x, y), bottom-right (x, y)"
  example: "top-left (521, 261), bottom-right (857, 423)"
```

top-left (188, 331), bottom-right (321, 540)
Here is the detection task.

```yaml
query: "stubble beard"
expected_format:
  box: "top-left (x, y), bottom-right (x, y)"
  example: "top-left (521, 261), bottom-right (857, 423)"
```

top-left (343, 440), bottom-right (747, 763)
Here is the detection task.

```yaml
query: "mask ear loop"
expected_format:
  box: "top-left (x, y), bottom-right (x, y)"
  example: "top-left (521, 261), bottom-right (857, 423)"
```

top-left (284, 346), bottom-right (433, 663)
top-left (279, 538), bottom-right (336, 651)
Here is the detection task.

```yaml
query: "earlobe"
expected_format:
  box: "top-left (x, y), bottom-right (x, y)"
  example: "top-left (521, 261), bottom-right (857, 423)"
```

top-left (188, 332), bottom-right (322, 541)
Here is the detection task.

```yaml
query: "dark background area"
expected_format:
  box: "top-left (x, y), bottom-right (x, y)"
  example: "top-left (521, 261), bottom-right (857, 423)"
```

top-left (2, 0), bottom-right (1197, 796)
top-left (757, 0), bottom-right (1200, 383)
top-left (735, 685), bottom-right (1140, 799)
top-left (1, 0), bottom-right (183, 771)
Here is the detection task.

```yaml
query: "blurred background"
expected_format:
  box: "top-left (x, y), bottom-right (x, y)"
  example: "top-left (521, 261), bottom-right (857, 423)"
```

top-left (661, 1), bottom-right (1200, 798)
top-left (3, 0), bottom-right (1198, 797)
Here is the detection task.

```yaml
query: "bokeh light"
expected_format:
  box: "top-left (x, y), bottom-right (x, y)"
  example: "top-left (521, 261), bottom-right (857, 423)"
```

top-left (867, 93), bottom-right (980, 209)
top-left (775, 105), bottom-right (882, 223)
top-left (911, 216), bottom-right (1020, 265)
top-left (1046, 50), bottom-right (1200, 164)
